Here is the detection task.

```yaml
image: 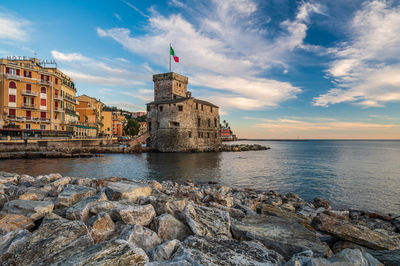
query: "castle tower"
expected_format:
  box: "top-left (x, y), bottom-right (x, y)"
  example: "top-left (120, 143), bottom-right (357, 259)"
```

top-left (153, 72), bottom-right (189, 101)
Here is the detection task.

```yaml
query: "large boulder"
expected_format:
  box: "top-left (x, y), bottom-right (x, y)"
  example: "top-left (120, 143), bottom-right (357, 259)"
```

top-left (0, 229), bottom-right (30, 263)
top-left (312, 213), bottom-right (400, 250)
top-left (0, 172), bottom-right (19, 185)
top-left (152, 213), bottom-right (191, 242)
top-left (111, 202), bottom-right (156, 226)
top-left (1, 200), bottom-right (54, 221)
top-left (66, 192), bottom-right (107, 222)
top-left (0, 214), bottom-right (35, 235)
top-left (231, 214), bottom-right (332, 260)
top-left (119, 224), bottom-right (161, 252)
top-left (140, 194), bottom-right (188, 219)
top-left (183, 203), bottom-right (232, 238)
top-left (368, 249), bottom-right (400, 266)
top-left (147, 239), bottom-right (180, 262)
top-left (53, 239), bottom-right (148, 265)
top-left (55, 185), bottom-right (96, 208)
top-left (169, 236), bottom-right (285, 265)
top-left (18, 187), bottom-right (47, 201)
top-left (5, 214), bottom-right (94, 265)
top-left (105, 181), bottom-right (152, 202)
top-left (286, 248), bottom-right (382, 266)
top-left (87, 212), bottom-right (116, 244)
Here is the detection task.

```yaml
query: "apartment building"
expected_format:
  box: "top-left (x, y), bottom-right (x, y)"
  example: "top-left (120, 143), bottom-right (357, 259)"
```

top-left (112, 113), bottom-right (127, 137)
top-left (0, 57), bottom-right (77, 137)
top-left (101, 111), bottom-right (113, 136)
top-left (76, 94), bottom-right (104, 135)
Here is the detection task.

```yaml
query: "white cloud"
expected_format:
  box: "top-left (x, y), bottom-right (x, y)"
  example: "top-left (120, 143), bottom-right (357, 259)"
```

top-left (314, 1), bottom-right (400, 107)
top-left (104, 101), bottom-right (145, 111)
top-left (96, 0), bottom-right (323, 110)
top-left (113, 13), bottom-right (122, 22)
top-left (0, 12), bottom-right (30, 41)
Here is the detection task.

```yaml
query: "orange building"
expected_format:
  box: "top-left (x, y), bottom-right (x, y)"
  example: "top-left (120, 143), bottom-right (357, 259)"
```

top-left (75, 94), bottom-right (104, 136)
top-left (0, 57), bottom-right (77, 137)
top-left (112, 113), bottom-right (127, 137)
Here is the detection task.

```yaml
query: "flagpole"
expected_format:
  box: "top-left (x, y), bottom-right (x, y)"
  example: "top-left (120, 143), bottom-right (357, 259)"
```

top-left (169, 43), bottom-right (171, 72)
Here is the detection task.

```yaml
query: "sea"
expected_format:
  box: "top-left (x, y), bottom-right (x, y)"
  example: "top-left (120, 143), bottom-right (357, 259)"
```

top-left (0, 140), bottom-right (399, 214)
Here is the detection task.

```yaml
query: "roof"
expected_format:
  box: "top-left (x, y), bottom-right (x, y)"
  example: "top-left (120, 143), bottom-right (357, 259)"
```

top-left (147, 97), bottom-right (219, 108)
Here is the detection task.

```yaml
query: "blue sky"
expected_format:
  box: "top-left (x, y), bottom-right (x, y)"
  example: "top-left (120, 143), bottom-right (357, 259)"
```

top-left (1, 0), bottom-right (399, 138)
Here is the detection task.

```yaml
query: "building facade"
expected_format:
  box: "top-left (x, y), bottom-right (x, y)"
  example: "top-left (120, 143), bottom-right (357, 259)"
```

top-left (146, 72), bottom-right (221, 152)
top-left (112, 113), bottom-right (126, 137)
top-left (101, 111), bottom-right (113, 136)
top-left (76, 94), bottom-right (104, 135)
top-left (0, 57), bottom-right (77, 137)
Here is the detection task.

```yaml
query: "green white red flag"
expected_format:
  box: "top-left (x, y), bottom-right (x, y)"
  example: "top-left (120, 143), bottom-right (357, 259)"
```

top-left (170, 46), bottom-right (179, 62)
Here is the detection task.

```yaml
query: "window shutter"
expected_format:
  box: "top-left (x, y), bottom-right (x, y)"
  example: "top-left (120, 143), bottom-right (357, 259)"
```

top-left (17, 69), bottom-right (20, 76)
top-left (6, 67), bottom-right (9, 74)
top-left (41, 74), bottom-right (44, 80)
top-left (31, 98), bottom-right (34, 104)
top-left (26, 84), bottom-right (31, 90)
top-left (24, 97), bottom-right (26, 104)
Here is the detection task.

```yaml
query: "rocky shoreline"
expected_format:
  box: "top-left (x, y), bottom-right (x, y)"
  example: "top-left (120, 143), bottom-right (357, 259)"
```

top-left (0, 171), bottom-right (399, 265)
top-left (0, 144), bottom-right (270, 160)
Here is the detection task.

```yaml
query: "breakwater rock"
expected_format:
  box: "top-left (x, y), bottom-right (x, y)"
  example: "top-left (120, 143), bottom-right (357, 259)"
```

top-left (0, 171), bottom-right (398, 265)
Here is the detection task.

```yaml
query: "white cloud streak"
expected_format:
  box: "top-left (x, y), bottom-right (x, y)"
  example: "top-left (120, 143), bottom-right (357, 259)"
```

top-left (314, 1), bottom-right (400, 107)
top-left (0, 12), bottom-right (30, 41)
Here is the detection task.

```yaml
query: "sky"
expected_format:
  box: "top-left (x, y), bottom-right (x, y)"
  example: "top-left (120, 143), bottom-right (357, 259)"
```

top-left (1, 0), bottom-right (399, 139)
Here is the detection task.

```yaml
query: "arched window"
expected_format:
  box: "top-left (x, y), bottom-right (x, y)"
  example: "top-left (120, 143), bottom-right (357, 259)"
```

top-left (41, 87), bottom-right (46, 93)
top-left (9, 81), bottom-right (16, 89)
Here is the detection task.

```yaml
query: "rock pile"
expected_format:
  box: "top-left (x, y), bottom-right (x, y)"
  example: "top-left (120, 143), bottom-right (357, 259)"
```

top-left (0, 171), bottom-right (399, 265)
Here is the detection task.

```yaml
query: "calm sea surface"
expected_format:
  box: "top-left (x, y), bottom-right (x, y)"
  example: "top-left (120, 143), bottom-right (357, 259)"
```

top-left (0, 140), bottom-right (399, 214)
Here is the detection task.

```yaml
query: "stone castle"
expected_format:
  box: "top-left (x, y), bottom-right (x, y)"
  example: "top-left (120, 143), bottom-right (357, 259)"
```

top-left (146, 72), bottom-right (221, 152)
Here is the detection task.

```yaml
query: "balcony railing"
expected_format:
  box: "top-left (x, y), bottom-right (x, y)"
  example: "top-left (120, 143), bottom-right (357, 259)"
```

top-left (7, 115), bottom-right (50, 123)
top-left (54, 107), bottom-right (63, 112)
top-left (39, 79), bottom-right (52, 86)
top-left (21, 90), bottom-right (38, 96)
top-left (22, 103), bottom-right (37, 109)
top-left (63, 96), bottom-right (77, 103)
top-left (5, 73), bottom-right (22, 81)
top-left (54, 95), bottom-right (63, 100)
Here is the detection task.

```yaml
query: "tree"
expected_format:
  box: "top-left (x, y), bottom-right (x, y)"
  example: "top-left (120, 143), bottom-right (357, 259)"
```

top-left (124, 119), bottom-right (140, 136)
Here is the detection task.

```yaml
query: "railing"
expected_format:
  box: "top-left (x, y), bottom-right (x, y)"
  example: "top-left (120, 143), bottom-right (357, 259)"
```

top-left (7, 116), bottom-right (50, 123)
top-left (22, 103), bottom-right (36, 109)
top-left (5, 73), bottom-right (22, 81)
top-left (54, 95), bottom-right (63, 100)
top-left (21, 90), bottom-right (38, 96)
top-left (54, 107), bottom-right (63, 112)
top-left (39, 79), bottom-right (52, 86)
top-left (63, 96), bottom-right (77, 103)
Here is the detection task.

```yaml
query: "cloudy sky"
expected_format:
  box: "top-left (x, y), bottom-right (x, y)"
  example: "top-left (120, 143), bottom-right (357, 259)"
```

top-left (1, 0), bottom-right (399, 139)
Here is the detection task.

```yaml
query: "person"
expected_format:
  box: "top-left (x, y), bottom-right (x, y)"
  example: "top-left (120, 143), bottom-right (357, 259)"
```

top-left (24, 137), bottom-right (28, 147)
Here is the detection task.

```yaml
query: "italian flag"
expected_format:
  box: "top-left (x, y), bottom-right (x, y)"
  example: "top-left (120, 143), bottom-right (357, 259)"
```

top-left (170, 46), bottom-right (179, 62)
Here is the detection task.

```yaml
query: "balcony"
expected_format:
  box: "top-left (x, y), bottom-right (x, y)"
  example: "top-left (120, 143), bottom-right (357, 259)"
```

top-left (5, 73), bottom-right (22, 81)
top-left (22, 103), bottom-right (37, 109)
top-left (54, 95), bottom-right (63, 101)
top-left (54, 107), bottom-right (63, 112)
top-left (39, 79), bottom-right (52, 86)
top-left (21, 90), bottom-right (38, 96)
top-left (7, 115), bottom-right (50, 123)
top-left (63, 95), bottom-right (77, 104)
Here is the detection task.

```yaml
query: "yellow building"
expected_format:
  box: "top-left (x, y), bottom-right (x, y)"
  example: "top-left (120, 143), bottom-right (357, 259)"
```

top-left (112, 113), bottom-right (127, 137)
top-left (0, 57), bottom-right (77, 137)
top-left (101, 111), bottom-right (113, 136)
top-left (76, 94), bottom-right (104, 135)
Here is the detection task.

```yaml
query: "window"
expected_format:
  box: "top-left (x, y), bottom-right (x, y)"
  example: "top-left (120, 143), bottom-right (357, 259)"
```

top-left (55, 78), bottom-right (58, 85)
top-left (178, 105), bottom-right (183, 111)
top-left (55, 113), bottom-right (58, 119)
top-left (198, 132), bottom-right (201, 138)
top-left (26, 124), bottom-right (31, 129)
top-left (215, 118), bottom-right (217, 127)
top-left (170, 122), bottom-right (180, 127)
top-left (148, 122), bottom-right (152, 131)
top-left (197, 118), bottom-right (201, 127)
top-left (41, 87), bottom-right (46, 93)
top-left (41, 99), bottom-right (46, 106)
top-left (157, 122), bottom-right (160, 129)
top-left (40, 125), bottom-right (46, 130)
top-left (41, 112), bottom-right (46, 119)
top-left (201, 105), bottom-right (204, 111)
top-left (207, 132), bottom-right (210, 138)
top-left (215, 133), bottom-right (217, 138)
top-left (159, 106), bottom-right (163, 112)
top-left (210, 107), bottom-right (213, 113)
top-left (55, 125), bottom-right (58, 130)
top-left (188, 131), bottom-right (192, 138)
top-left (147, 105), bottom-right (150, 111)
top-left (196, 103), bottom-right (198, 110)
top-left (208, 119), bottom-right (211, 127)
top-left (9, 95), bottom-right (16, 102)
top-left (26, 84), bottom-right (31, 91)
top-left (9, 109), bottom-right (16, 116)
top-left (26, 111), bottom-right (31, 118)
top-left (9, 81), bottom-right (16, 89)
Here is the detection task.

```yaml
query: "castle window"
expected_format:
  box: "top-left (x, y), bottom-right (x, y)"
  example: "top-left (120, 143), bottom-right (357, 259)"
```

top-left (207, 132), bottom-right (210, 138)
top-left (170, 122), bottom-right (180, 127)
top-left (198, 132), bottom-right (201, 138)
top-left (157, 122), bottom-right (160, 129)
top-left (210, 107), bottom-right (213, 113)
top-left (188, 131), bottom-right (192, 138)
top-left (147, 105), bottom-right (150, 111)
top-left (201, 105), bottom-right (203, 111)
top-left (174, 95), bottom-right (177, 99)
top-left (208, 119), bottom-right (211, 127)
top-left (149, 122), bottom-right (152, 131)
top-left (196, 103), bottom-right (198, 110)
top-left (178, 105), bottom-right (183, 111)
top-left (159, 106), bottom-right (163, 112)
top-left (214, 118), bottom-right (217, 127)
top-left (197, 118), bottom-right (201, 127)
top-left (215, 132), bottom-right (217, 138)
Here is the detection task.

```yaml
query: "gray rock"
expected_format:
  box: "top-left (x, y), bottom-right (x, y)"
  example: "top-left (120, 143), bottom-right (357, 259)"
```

top-left (17, 187), bottom-right (47, 201)
top-left (0, 229), bottom-right (30, 263)
top-left (141, 194), bottom-right (188, 219)
top-left (0, 172), bottom-right (19, 185)
top-left (89, 200), bottom-right (117, 215)
top-left (184, 203), bottom-right (232, 238)
top-left (1, 199), bottom-right (54, 221)
top-left (0, 214), bottom-right (35, 235)
top-left (66, 192), bottom-right (107, 222)
top-left (368, 249), bottom-right (400, 266)
top-left (87, 212), bottom-right (116, 244)
top-left (105, 181), bottom-right (152, 202)
top-left (169, 236), bottom-right (285, 265)
top-left (152, 213), bottom-right (191, 242)
top-left (147, 239), bottom-right (180, 261)
top-left (49, 239), bottom-right (148, 265)
top-left (119, 224), bottom-right (161, 251)
top-left (55, 184), bottom-right (96, 208)
top-left (111, 202), bottom-right (156, 226)
top-left (284, 250), bottom-right (314, 266)
top-left (6, 214), bottom-right (94, 265)
top-left (231, 214), bottom-right (332, 260)
top-left (312, 213), bottom-right (400, 250)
